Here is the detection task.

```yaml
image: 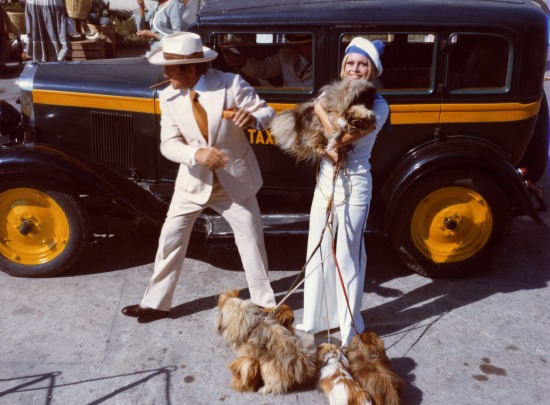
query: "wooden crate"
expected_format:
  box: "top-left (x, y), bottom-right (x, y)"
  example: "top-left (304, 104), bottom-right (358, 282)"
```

top-left (71, 37), bottom-right (106, 60)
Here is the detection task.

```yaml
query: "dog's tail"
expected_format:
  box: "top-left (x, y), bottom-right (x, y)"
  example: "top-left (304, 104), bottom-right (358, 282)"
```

top-left (228, 356), bottom-right (262, 392)
top-left (363, 367), bottom-right (404, 405)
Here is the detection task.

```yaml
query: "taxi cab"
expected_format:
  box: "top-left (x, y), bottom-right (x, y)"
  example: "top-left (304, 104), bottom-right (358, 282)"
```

top-left (0, 0), bottom-right (548, 279)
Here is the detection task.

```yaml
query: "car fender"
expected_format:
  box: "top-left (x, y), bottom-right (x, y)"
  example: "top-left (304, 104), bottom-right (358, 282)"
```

top-left (0, 143), bottom-right (167, 226)
top-left (379, 137), bottom-right (542, 233)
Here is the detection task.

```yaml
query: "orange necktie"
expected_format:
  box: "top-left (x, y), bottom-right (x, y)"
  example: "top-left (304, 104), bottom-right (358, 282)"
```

top-left (190, 89), bottom-right (208, 141)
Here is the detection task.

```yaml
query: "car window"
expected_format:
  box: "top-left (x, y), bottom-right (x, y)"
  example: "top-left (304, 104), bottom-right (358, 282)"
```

top-left (211, 32), bottom-right (314, 94)
top-left (341, 33), bottom-right (437, 95)
top-left (445, 33), bottom-right (512, 94)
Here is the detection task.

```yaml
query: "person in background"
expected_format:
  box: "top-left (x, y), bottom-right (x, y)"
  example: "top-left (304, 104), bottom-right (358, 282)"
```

top-left (25, 0), bottom-right (71, 61)
top-left (121, 32), bottom-right (276, 321)
top-left (180, 0), bottom-right (199, 31)
top-left (87, 0), bottom-right (111, 26)
top-left (295, 37), bottom-right (389, 347)
top-left (134, 0), bottom-right (184, 54)
top-left (223, 33), bottom-right (313, 88)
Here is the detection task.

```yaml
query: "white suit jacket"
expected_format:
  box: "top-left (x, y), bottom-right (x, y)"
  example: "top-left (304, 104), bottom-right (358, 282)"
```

top-left (159, 69), bottom-right (275, 205)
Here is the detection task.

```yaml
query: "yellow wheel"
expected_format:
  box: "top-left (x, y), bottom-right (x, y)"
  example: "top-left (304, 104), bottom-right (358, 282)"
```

top-left (410, 187), bottom-right (493, 263)
top-left (0, 185), bottom-right (88, 277)
top-left (391, 171), bottom-right (512, 278)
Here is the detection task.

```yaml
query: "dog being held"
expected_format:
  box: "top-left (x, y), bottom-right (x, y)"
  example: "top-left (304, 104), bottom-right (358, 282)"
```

top-left (269, 79), bottom-right (377, 163)
top-left (345, 331), bottom-right (404, 405)
top-left (217, 290), bottom-right (317, 394)
top-left (317, 342), bottom-right (372, 405)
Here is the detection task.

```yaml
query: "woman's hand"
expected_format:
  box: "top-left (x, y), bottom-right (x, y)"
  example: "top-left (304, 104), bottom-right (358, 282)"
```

top-left (337, 124), bottom-right (376, 146)
top-left (137, 30), bottom-right (159, 40)
top-left (324, 143), bottom-right (349, 165)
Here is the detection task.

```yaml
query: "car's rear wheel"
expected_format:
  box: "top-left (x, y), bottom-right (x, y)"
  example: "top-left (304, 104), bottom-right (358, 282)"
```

top-left (0, 184), bottom-right (88, 277)
top-left (391, 170), bottom-right (512, 278)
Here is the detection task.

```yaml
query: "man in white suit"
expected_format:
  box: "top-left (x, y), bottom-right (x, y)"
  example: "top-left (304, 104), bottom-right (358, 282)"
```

top-left (122, 32), bottom-right (276, 320)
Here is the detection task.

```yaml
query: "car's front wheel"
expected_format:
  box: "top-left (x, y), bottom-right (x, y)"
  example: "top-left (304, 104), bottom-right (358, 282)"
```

top-left (390, 170), bottom-right (512, 278)
top-left (0, 184), bottom-right (89, 277)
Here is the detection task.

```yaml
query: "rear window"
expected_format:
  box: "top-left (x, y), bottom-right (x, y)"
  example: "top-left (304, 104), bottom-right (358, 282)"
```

top-left (445, 33), bottom-right (512, 94)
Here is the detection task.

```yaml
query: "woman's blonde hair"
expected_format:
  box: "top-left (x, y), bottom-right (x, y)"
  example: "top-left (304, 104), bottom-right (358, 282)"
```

top-left (339, 53), bottom-right (378, 81)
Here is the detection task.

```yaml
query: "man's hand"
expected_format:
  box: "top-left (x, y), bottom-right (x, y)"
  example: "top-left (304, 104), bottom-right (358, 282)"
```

top-left (232, 109), bottom-right (256, 128)
top-left (195, 147), bottom-right (229, 170)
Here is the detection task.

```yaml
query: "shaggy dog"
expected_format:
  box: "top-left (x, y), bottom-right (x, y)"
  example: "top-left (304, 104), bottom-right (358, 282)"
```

top-left (345, 331), bottom-right (404, 405)
top-left (317, 342), bottom-right (372, 405)
top-left (217, 290), bottom-right (318, 394)
top-left (269, 80), bottom-right (377, 162)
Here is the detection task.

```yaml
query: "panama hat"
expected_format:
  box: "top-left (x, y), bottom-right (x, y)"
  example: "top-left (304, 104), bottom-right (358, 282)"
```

top-left (148, 32), bottom-right (218, 65)
top-left (344, 37), bottom-right (384, 77)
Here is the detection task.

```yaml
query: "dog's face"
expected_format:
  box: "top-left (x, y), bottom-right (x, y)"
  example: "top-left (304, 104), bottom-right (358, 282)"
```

top-left (343, 105), bottom-right (376, 132)
top-left (317, 342), bottom-right (347, 367)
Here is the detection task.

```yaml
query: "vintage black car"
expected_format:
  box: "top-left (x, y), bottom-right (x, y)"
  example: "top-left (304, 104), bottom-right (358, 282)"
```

top-left (0, 0), bottom-right (548, 279)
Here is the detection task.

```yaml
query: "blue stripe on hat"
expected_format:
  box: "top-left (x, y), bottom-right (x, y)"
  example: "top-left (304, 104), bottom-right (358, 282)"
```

top-left (345, 45), bottom-right (370, 59)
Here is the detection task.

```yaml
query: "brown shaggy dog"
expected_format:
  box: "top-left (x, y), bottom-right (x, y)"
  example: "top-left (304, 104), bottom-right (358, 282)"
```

top-left (269, 79), bottom-right (377, 162)
top-left (345, 331), bottom-right (404, 405)
top-left (217, 290), bottom-right (317, 395)
top-left (317, 342), bottom-right (372, 405)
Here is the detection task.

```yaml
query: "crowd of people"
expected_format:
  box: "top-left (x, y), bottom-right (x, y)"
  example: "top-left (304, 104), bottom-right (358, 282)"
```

top-left (0, 0), bottom-right (200, 64)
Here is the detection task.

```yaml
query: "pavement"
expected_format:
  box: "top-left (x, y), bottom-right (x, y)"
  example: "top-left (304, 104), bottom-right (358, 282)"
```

top-left (1, 46), bottom-right (550, 405)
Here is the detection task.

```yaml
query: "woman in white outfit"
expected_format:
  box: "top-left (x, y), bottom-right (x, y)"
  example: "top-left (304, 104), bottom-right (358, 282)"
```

top-left (296, 37), bottom-right (390, 346)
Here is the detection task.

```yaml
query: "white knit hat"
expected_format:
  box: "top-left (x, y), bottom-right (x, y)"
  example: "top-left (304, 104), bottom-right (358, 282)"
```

top-left (344, 37), bottom-right (384, 77)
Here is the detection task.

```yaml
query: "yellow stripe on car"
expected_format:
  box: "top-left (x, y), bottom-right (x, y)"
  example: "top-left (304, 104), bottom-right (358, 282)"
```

top-left (32, 90), bottom-right (155, 114)
top-left (32, 90), bottom-right (540, 125)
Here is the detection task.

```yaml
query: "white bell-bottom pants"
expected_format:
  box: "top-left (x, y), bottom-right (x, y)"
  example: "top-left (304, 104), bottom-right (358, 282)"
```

top-left (298, 172), bottom-right (370, 346)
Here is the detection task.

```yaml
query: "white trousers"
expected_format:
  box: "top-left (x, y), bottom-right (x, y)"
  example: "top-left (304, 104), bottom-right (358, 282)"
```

top-left (141, 180), bottom-right (276, 311)
top-left (299, 172), bottom-right (370, 346)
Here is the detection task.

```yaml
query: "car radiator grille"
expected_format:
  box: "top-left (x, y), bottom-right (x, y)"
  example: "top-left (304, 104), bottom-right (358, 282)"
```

top-left (91, 110), bottom-right (133, 168)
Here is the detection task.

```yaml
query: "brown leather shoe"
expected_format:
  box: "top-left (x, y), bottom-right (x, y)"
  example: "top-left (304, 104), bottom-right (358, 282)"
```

top-left (121, 304), bottom-right (169, 318)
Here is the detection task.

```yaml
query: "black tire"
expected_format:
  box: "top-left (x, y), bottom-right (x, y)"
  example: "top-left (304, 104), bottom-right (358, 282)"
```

top-left (518, 93), bottom-right (549, 183)
top-left (0, 183), bottom-right (89, 277)
top-left (390, 169), bottom-right (512, 278)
